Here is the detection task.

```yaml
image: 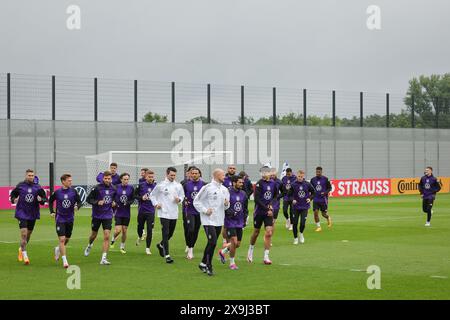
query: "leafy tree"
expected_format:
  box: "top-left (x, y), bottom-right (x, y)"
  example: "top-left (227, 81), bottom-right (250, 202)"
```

top-left (404, 74), bottom-right (450, 128)
top-left (186, 116), bottom-right (220, 124)
top-left (142, 112), bottom-right (168, 123)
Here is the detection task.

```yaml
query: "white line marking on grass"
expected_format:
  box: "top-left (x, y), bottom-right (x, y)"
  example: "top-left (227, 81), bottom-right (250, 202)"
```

top-left (342, 240), bottom-right (349, 242)
top-left (279, 264), bottom-right (292, 266)
top-left (430, 276), bottom-right (448, 279)
top-left (350, 269), bottom-right (365, 272)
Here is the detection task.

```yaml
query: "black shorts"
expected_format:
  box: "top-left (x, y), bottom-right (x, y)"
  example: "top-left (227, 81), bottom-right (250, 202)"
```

top-left (18, 219), bottom-right (36, 231)
top-left (273, 208), bottom-right (280, 220)
top-left (115, 216), bottom-right (130, 227)
top-left (56, 222), bottom-right (74, 238)
top-left (253, 214), bottom-right (273, 229)
top-left (226, 228), bottom-right (243, 242)
top-left (313, 201), bottom-right (328, 212)
top-left (91, 218), bottom-right (112, 232)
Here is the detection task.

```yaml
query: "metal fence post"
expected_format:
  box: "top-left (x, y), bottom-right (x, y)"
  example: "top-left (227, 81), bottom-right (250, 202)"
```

top-left (240, 85), bottom-right (245, 125)
top-left (332, 90), bottom-right (336, 127)
top-left (435, 97), bottom-right (439, 129)
top-left (411, 95), bottom-right (415, 128)
top-left (171, 81), bottom-right (175, 123)
top-left (386, 93), bottom-right (390, 128)
top-left (272, 87), bottom-right (276, 125)
top-left (52, 75), bottom-right (56, 173)
top-left (94, 78), bottom-right (98, 121)
top-left (134, 80), bottom-right (138, 122)
top-left (303, 89), bottom-right (307, 126)
top-left (7, 73), bottom-right (11, 186)
top-left (360, 91), bottom-right (363, 127)
top-left (207, 84), bottom-right (211, 124)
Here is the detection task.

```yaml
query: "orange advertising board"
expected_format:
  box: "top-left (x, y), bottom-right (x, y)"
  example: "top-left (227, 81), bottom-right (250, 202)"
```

top-left (390, 177), bottom-right (450, 195)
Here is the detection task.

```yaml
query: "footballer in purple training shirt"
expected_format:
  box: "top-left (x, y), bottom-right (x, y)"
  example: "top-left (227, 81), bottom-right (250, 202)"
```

top-left (10, 169), bottom-right (47, 265)
top-left (419, 166), bottom-right (441, 227)
top-left (183, 167), bottom-right (206, 259)
top-left (134, 170), bottom-right (157, 254)
top-left (281, 168), bottom-right (296, 230)
top-left (96, 162), bottom-right (121, 186)
top-left (310, 166), bottom-right (332, 231)
top-left (84, 171), bottom-right (117, 265)
top-left (49, 173), bottom-right (82, 268)
top-left (219, 175), bottom-right (248, 270)
top-left (289, 170), bottom-right (315, 244)
top-left (110, 173), bottom-right (135, 253)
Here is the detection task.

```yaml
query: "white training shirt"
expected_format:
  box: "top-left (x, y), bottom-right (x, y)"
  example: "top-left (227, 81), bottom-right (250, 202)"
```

top-left (193, 179), bottom-right (230, 227)
top-left (150, 178), bottom-right (185, 220)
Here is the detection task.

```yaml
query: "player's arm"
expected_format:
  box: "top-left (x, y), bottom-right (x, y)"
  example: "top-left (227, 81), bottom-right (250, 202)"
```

top-left (96, 173), bottom-right (103, 184)
top-left (308, 182), bottom-right (316, 201)
top-left (127, 186), bottom-right (136, 205)
top-left (10, 185), bottom-right (21, 204)
top-left (434, 179), bottom-right (442, 194)
top-left (176, 184), bottom-right (185, 204)
top-left (253, 183), bottom-right (269, 212)
top-left (149, 185), bottom-right (161, 207)
top-left (245, 179), bottom-right (254, 198)
top-left (37, 188), bottom-right (48, 205)
top-left (193, 185), bottom-right (209, 214)
top-left (86, 187), bottom-right (100, 205)
top-left (48, 191), bottom-right (57, 214)
top-left (243, 194), bottom-right (249, 223)
top-left (325, 179), bottom-right (332, 196)
top-left (74, 191), bottom-right (82, 210)
top-left (418, 178), bottom-right (424, 194)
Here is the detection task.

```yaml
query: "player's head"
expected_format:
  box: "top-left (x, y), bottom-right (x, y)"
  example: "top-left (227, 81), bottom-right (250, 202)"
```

top-left (145, 169), bottom-right (155, 183)
top-left (102, 171), bottom-right (112, 186)
top-left (227, 165), bottom-right (236, 176)
top-left (286, 168), bottom-right (293, 177)
top-left (190, 167), bottom-right (200, 181)
top-left (25, 169), bottom-right (35, 183)
top-left (213, 168), bottom-right (225, 184)
top-left (185, 166), bottom-right (194, 180)
top-left (316, 166), bottom-right (323, 177)
top-left (270, 170), bottom-right (278, 180)
top-left (60, 173), bottom-right (72, 188)
top-left (297, 169), bottom-right (305, 181)
top-left (140, 168), bottom-right (148, 178)
top-left (231, 175), bottom-right (244, 190)
top-left (260, 166), bottom-right (272, 180)
top-left (109, 163), bottom-right (118, 175)
top-left (425, 166), bottom-right (433, 176)
top-left (238, 171), bottom-right (247, 179)
top-left (120, 173), bottom-right (130, 185)
top-left (166, 167), bottom-right (177, 182)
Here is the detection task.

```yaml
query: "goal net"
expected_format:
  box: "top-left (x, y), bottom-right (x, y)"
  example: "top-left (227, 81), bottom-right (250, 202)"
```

top-left (85, 150), bottom-right (234, 189)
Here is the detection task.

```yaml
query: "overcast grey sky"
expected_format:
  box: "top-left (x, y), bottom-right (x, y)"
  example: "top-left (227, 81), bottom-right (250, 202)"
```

top-left (1, 0), bottom-right (449, 94)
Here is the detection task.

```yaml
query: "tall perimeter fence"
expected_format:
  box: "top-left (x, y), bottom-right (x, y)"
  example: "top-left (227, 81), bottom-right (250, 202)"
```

top-left (0, 72), bottom-right (449, 188)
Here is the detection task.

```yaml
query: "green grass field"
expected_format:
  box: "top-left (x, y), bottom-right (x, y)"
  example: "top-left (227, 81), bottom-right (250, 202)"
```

top-left (1, 194), bottom-right (449, 300)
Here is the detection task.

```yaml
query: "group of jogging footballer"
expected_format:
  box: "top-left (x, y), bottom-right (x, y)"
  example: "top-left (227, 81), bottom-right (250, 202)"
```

top-left (10, 164), bottom-right (441, 276)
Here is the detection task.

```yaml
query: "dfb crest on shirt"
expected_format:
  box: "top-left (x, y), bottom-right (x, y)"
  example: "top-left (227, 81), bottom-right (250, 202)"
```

top-left (193, 186), bottom-right (198, 191)
top-left (122, 190), bottom-right (126, 195)
top-left (120, 194), bottom-right (128, 205)
top-left (236, 196), bottom-right (240, 202)
top-left (28, 188), bottom-right (32, 193)
top-left (264, 191), bottom-right (272, 200)
top-left (105, 190), bottom-right (109, 195)
top-left (164, 188), bottom-right (169, 195)
top-left (103, 195), bottom-right (112, 204)
top-left (212, 191), bottom-right (218, 201)
top-left (148, 188), bottom-right (152, 193)
top-left (234, 202), bottom-right (242, 212)
top-left (25, 194), bottom-right (34, 203)
top-left (62, 199), bottom-right (71, 208)
top-left (64, 194), bottom-right (69, 199)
